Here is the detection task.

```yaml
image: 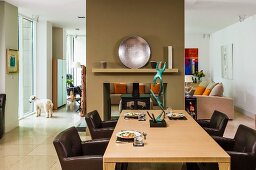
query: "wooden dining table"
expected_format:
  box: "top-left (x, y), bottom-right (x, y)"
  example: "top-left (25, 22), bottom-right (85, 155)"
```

top-left (103, 110), bottom-right (230, 170)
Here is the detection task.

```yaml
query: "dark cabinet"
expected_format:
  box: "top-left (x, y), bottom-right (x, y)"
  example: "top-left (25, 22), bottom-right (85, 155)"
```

top-left (185, 96), bottom-right (197, 120)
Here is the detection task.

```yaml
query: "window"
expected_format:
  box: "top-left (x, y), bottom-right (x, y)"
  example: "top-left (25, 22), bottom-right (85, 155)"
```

top-left (66, 35), bottom-right (86, 86)
top-left (18, 16), bottom-right (36, 119)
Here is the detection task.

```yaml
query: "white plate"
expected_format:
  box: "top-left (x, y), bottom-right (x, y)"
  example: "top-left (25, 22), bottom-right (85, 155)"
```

top-left (168, 113), bottom-right (184, 118)
top-left (124, 112), bottom-right (139, 117)
top-left (116, 130), bottom-right (141, 139)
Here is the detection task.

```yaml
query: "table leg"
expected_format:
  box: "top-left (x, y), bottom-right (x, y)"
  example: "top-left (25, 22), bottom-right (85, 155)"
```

top-left (104, 163), bottom-right (115, 170)
top-left (218, 162), bottom-right (230, 170)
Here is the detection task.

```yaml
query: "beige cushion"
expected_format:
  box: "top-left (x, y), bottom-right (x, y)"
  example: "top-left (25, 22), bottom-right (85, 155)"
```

top-left (206, 81), bottom-right (217, 90)
top-left (110, 83), bottom-right (114, 94)
top-left (126, 83), bottom-right (133, 93)
top-left (199, 81), bottom-right (209, 88)
top-left (209, 83), bottom-right (224, 96)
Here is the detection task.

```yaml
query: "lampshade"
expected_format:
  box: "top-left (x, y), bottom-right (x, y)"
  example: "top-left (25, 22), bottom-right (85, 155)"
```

top-left (185, 75), bottom-right (193, 83)
top-left (73, 61), bottom-right (81, 68)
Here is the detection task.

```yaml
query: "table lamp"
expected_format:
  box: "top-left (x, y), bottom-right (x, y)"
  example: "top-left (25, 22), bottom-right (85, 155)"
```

top-left (185, 75), bottom-right (193, 96)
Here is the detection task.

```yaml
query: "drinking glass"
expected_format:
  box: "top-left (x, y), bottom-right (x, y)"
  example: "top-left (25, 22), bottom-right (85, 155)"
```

top-left (166, 107), bottom-right (173, 116)
top-left (134, 135), bottom-right (144, 146)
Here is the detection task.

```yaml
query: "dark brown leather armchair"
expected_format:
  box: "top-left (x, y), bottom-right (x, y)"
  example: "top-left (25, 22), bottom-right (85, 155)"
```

top-left (53, 126), bottom-right (109, 170)
top-left (197, 110), bottom-right (229, 136)
top-left (189, 124), bottom-right (256, 170)
top-left (85, 110), bottom-right (117, 139)
top-left (213, 124), bottom-right (256, 170)
top-left (0, 94), bottom-right (6, 139)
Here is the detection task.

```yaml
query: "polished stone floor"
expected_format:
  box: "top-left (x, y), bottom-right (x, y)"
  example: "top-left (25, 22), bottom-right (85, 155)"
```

top-left (0, 108), bottom-right (255, 170)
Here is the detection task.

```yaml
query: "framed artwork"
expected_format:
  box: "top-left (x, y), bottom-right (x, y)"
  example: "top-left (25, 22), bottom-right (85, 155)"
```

top-left (6, 49), bottom-right (19, 73)
top-left (221, 44), bottom-right (233, 79)
top-left (185, 48), bottom-right (198, 75)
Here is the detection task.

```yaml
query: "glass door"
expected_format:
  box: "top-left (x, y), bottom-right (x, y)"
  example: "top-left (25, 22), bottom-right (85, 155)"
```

top-left (18, 16), bottom-right (35, 119)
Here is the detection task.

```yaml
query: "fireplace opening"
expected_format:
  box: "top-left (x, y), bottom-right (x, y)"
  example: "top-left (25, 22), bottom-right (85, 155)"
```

top-left (103, 82), bottom-right (167, 120)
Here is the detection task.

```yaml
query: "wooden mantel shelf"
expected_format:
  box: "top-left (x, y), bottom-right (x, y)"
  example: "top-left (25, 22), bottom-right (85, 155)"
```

top-left (92, 68), bottom-right (179, 73)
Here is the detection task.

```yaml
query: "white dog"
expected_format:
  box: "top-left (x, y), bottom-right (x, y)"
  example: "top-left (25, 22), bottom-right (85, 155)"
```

top-left (29, 95), bottom-right (53, 118)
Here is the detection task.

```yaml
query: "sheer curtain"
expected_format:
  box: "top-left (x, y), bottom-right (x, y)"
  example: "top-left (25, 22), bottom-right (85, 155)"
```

top-left (66, 35), bottom-right (86, 86)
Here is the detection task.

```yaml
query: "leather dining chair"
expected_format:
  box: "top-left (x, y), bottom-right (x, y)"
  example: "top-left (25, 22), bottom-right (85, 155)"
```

top-left (187, 124), bottom-right (256, 170)
top-left (212, 124), bottom-right (256, 170)
top-left (53, 126), bottom-right (110, 170)
top-left (85, 110), bottom-right (117, 139)
top-left (197, 110), bottom-right (229, 136)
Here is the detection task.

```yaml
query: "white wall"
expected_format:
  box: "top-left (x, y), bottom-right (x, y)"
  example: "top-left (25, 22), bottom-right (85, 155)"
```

top-left (36, 19), bottom-right (52, 100)
top-left (185, 33), bottom-right (210, 78)
top-left (0, 3), bottom-right (5, 93)
top-left (0, 2), bottom-right (19, 132)
top-left (209, 15), bottom-right (256, 117)
top-left (74, 36), bottom-right (86, 66)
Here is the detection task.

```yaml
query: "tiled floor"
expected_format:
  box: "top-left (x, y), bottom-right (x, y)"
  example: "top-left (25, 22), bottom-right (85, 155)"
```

top-left (0, 108), bottom-right (255, 170)
top-left (0, 108), bottom-right (87, 170)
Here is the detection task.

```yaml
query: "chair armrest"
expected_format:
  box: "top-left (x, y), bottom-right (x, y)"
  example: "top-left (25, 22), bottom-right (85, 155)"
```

top-left (63, 155), bottom-right (103, 170)
top-left (92, 128), bottom-right (114, 139)
top-left (212, 136), bottom-right (235, 151)
top-left (102, 120), bottom-right (117, 128)
top-left (204, 127), bottom-right (222, 136)
top-left (227, 151), bottom-right (256, 170)
top-left (81, 139), bottom-right (109, 155)
top-left (197, 119), bottom-right (211, 128)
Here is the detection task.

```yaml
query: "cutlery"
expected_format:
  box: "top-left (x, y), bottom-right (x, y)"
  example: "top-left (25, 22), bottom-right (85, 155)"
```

top-left (147, 111), bottom-right (153, 120)
top-left (151, 113), bottom-right (157, 123)
top-left (142, 132), bottom-right (147, 140)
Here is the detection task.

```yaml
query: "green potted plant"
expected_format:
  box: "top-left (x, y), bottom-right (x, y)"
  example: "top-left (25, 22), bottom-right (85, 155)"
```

top-left (66, 79), bottom-right (73, 87)
top-left (193, 70), bottom-right (205, 83)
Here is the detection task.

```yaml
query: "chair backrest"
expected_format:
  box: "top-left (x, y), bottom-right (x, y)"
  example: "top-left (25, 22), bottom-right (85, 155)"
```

top-left (0, 94), bottom-right (6, 110)
top-left (53, 127), bottom-right (82, 160)
top-left (234, 124), bottom-right (256, 155)
top-left (209, 110), bottom-right (229, 135)
top-left (85, 110), bottom-right (103, 129)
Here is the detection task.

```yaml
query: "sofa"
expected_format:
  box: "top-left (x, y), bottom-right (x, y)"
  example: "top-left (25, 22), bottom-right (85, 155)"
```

top-left (195, 95), bottom-right (234, 119)
top-left (191, 81), bottom-right (234, 120)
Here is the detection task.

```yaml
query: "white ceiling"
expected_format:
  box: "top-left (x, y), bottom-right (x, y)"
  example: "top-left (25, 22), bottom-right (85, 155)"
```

top-left (186, 0), bottom-right (256, 34)
top-left (4, 0), bottom-right (256, 35)
top-left (4, 0), bottom-right (86, 35)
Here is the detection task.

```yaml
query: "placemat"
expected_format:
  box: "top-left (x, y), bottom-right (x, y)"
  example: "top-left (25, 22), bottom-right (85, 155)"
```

top-left (168, 116), bottom-right (187, 120)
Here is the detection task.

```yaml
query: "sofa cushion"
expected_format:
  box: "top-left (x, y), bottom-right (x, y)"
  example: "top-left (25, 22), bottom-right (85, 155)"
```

top-left (194, 86), bottom-right (206, 95)
top-left (114, 83), bottom-right (127, 94)
top-left (203, 81), bottom-right (217, 96)
top-left (202, 89), bottom-right (211, 96)
top-left (126, 83), bottom-right (133, 94)
top-left (110, 83), bottom-right (114, 94)
top-left (209, 83), bottom-right (224, 96)
top-left (151, 83), bottom-right (160, 94)
top-left (139, 84), bottom-right (145, 94)
top-left (199, 81), bottom-right (209, 88)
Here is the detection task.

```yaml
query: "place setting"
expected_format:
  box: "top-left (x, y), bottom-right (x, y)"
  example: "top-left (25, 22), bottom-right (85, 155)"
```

top-left (116, 130), bottom-right (147, 147)
top-left (124, 111), bottom-right (146, 121)
top-left (166, 107), bottom-right (187, 120)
